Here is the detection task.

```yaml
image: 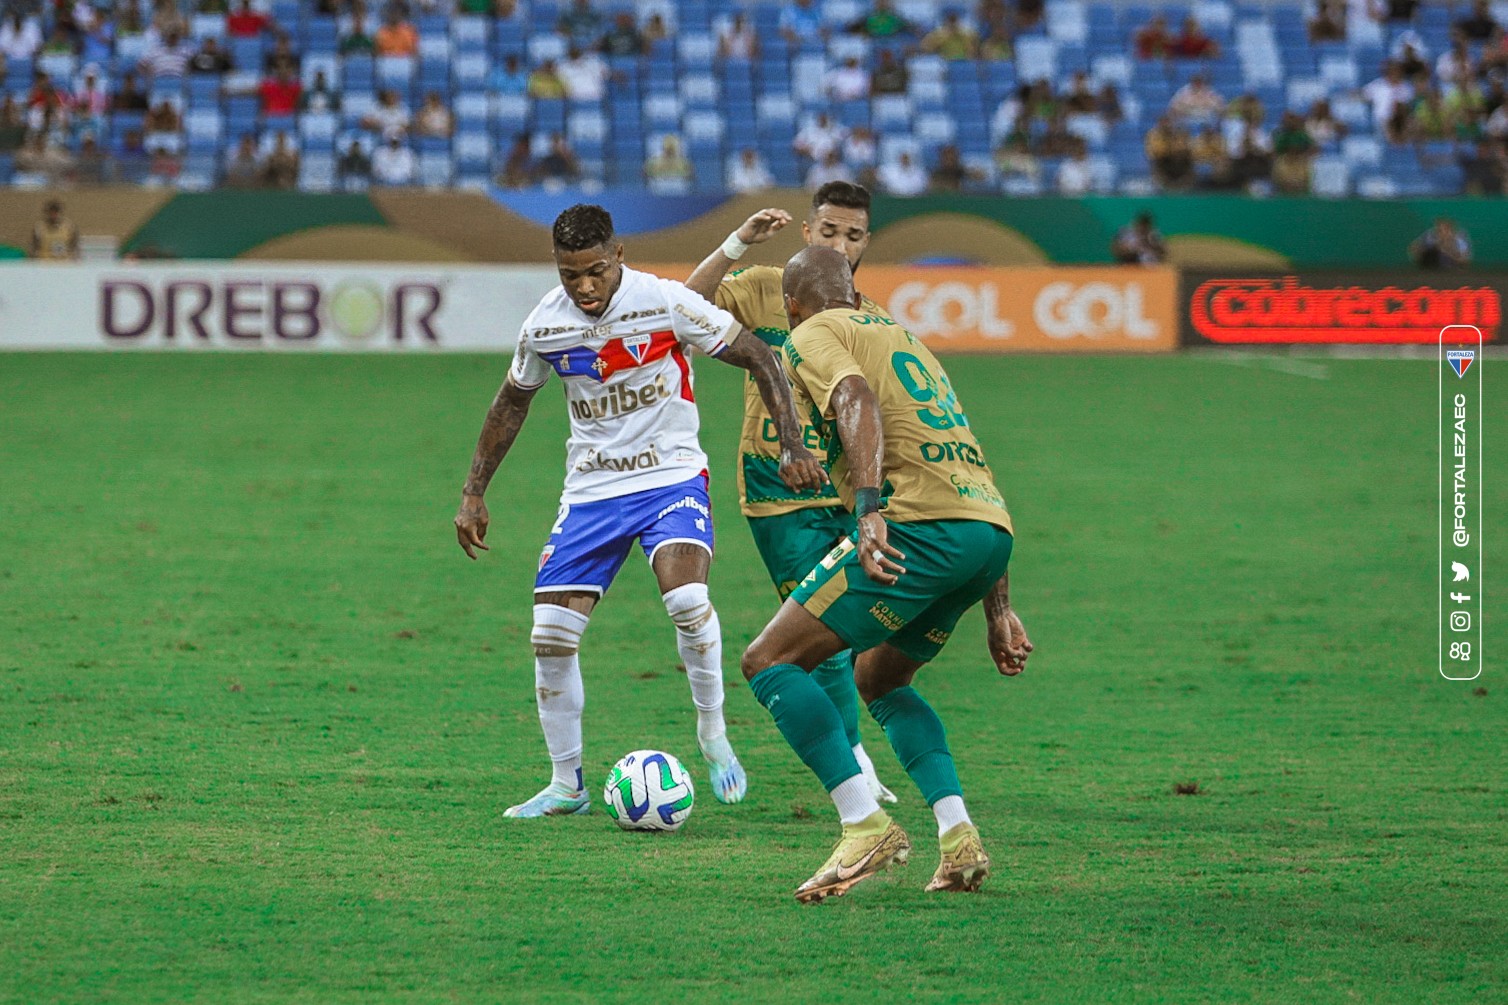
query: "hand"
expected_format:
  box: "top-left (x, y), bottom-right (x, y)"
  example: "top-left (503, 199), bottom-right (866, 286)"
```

top-left (777, 445), bottom-right (830, 493)
top-left (455, 495), bottom-right (490, 560)
top-left (736, 208), bottom-right (793, 245)
top-left (987, 608), bottom-right (1033, 676)
top-left (856, 512), bottom-right (906, 585)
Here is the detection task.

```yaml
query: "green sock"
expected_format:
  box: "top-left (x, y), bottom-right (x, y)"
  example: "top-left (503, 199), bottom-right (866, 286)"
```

top-left (811, 651), bottom-right (862, 748)
top-left (749, 664), bottom-right (863, 792)
top-left (867, 685), bottom-right (963, 805)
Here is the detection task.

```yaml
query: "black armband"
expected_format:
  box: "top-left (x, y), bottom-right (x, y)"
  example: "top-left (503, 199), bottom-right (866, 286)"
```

top-left (854, 487), bottom-right (881, 518)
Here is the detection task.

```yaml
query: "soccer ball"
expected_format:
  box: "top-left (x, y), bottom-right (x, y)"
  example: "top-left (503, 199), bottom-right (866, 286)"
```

top-left (603, 750), bottom-right (695, 832)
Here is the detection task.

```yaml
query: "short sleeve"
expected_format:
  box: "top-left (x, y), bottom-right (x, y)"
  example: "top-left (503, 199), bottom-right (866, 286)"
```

top-left (508, 329), bottom-right (552, 389)
top-left (658, 277), bottom-right (739, 355)
top-left (783, 316), bottom-right (864, 420)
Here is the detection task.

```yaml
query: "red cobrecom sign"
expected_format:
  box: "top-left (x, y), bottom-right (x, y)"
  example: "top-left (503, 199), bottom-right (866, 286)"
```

top-left (1184, 273), bottom-right (1504, 344)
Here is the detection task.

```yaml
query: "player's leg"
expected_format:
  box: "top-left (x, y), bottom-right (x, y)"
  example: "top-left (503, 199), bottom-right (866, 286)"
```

top-left (506, 500), bottom-right (633, 819)
top-left (749, 509), bottom-right (896, 803)
top-left (641, 476), bottom-right (746, 803)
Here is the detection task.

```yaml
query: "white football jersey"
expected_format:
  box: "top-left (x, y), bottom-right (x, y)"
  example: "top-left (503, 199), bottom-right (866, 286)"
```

top-left (510, 266), bottom-right (739, 503)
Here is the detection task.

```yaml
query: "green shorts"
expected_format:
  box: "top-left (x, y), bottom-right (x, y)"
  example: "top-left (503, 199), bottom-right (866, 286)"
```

top-left (746, 506), bottom-right (856, 600)
top-left (790, 520), bottom-right (1014, 664)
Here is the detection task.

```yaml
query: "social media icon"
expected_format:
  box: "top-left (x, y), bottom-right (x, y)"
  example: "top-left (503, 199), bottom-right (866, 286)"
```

top-left (1451, 592), bottom-right (1472, 604)
top-left (1452, 562), bottom-right (1470, 582)
top-left (1450, 611), bottom-right (1471, 632)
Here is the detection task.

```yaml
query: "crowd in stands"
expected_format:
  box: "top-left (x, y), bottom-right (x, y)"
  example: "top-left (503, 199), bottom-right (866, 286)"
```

top-left (0, 0), bottom-right (1504, 195)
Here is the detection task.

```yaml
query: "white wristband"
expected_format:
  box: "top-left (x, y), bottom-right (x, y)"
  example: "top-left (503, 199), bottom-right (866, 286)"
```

top-left (720, 231), bottom-right (750, 260)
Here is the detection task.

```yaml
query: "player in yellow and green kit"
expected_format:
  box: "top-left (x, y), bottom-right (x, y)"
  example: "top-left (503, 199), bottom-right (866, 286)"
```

top-left (684, 182), bottom-right (896, 804)
top-left (738, 246), bottom-right (1035, 903)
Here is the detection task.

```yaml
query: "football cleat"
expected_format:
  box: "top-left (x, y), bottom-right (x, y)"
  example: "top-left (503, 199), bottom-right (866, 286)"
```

top-left (704, 750), bottom-right (748, 804)
top-left (795, 812), bottom-right (910, 904)
top-left (925, 823), bottom-right (990, 892)
top-left (503, 782), bottom-right (591, 818)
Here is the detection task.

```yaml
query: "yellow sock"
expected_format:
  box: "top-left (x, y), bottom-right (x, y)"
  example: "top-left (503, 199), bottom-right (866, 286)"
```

top-left (844, 809), bottom-right (892, 838)
top-left (939, 822), bottom-right (977, 854)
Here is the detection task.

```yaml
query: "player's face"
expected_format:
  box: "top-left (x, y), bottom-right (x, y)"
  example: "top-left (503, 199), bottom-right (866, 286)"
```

top-left (554, 242), bottom-right (624, 317)
top-left (803, 205), bottom-right (871, 270)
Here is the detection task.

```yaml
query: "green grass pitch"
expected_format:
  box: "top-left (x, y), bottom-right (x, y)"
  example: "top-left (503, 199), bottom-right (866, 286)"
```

top-left (0, 351), bottom-right (1503, 1004)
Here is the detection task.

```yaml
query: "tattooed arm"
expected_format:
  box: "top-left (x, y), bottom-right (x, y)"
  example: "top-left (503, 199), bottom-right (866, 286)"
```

top-left (454, 375), bottom-right (541, 559)
top-left (984, 571), bottom-right (1033, 676)
top-left (715, 328), bottom-right (827, 492)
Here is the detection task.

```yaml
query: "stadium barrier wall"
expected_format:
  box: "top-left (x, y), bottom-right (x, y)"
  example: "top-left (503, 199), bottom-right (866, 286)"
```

top-left (1179, 271), bottom-right (1507, 345)
top-left (0, 261), bottom-right (1180, 354)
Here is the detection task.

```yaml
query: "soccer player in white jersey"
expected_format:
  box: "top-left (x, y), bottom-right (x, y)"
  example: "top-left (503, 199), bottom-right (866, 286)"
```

top-left (454, 204), bottom-right (827, 818)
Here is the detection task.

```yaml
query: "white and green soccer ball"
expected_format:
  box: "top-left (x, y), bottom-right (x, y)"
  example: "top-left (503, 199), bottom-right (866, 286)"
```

top-left (603, 750), bottom-right (695, 832)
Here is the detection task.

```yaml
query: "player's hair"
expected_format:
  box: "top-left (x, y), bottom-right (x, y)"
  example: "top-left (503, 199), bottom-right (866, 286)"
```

top-left (811, 181), bottom-right (872, 216)
top-left (552, 204), bottom-right (616, 252)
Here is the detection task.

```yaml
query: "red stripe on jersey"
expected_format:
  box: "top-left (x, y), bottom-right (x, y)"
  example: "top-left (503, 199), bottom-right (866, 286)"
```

top-left (671, 344), bottom-right (695, 402)
top-left (592, 329), bottom-right (678, 380)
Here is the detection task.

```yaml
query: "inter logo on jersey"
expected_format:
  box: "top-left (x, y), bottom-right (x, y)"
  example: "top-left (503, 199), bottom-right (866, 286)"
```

top-left (1447, 350), bottom-right (1475, 378)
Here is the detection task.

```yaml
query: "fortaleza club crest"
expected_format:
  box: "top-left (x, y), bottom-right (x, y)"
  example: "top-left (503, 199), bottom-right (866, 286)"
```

top-left (1447, 350), bottom-right (1475, 378)
top-left (538, 544), bottom-right (554, 571)
top-left (622, 332), bottom-right (652, 365)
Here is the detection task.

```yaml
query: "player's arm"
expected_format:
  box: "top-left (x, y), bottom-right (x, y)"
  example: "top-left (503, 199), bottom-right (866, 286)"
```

top-left (983, 570), bottom-right (1033, 676)
top-left (829, 374), bottom-right (907, 586)
top-left (715, 328), bottom-right (828, 491)
top-left (683, 208), bottom-right (792, 301)
top-left (454, 374), bottom-right (541, 559)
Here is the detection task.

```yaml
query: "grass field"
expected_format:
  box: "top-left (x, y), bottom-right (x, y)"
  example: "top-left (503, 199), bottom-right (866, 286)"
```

top-left (1, 351), bottom-right (1504, 1004)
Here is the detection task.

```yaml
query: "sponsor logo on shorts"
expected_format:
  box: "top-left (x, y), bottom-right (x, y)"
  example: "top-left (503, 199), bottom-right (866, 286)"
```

top-left (569, 375), bottom-right (672, 421)
top-left (656, 495), bottom-right (711, 521)
top-left (869, 602), bottom-right (908, 631)
top-left (574, 444), bottom-right (662, 474)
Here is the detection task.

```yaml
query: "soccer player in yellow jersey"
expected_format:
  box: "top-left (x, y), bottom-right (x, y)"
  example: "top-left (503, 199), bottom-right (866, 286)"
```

top-left (739, 246), bottom-right (1035, 903)
top-left (684, 181), bottom-right (896, 804)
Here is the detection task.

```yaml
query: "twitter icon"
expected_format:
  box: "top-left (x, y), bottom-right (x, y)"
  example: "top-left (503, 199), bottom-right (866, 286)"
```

top-left (1452, 562), bottom-right (1470, 582)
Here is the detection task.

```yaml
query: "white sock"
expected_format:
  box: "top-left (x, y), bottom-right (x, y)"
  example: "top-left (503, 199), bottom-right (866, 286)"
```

top-left (933, 795), bottom-right (972, 836)
top-left (830, 774), bottom-right (882, 826)
top-left (662, 583), bottom-right (731, 758)
top-left (531, 604), bottom-right (590, 792)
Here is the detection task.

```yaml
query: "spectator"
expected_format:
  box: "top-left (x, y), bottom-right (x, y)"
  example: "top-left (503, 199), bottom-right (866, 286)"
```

top-left (1112, 212), bottom-right (1167, 264)
top-left (929, 143), bottom-right (983, 191)
top-left (1036, 112), bottom-right (1078, 156)
top-left (226, 0), bottom-right (272, 39)
top-left (1271, 111), bottom-right (1316, 193)
top-left (848, 0), bottom-right (913, 40)
top-left (1192, 125), bottom-right (1234, 187)
top-left (16, 132), bottom-right (75, 185)
top-left (40, 26), bottom-right (73, 58)
top-left (30, 199), bottom-right (79, 260)
top-left (225, 133), bottom-right (263, 187)
top-left (1456, 0), bottom-right (1498, 42)
top-left (1362, 61), bottom-right (1414, 142)
top-left (1383, 0), bottom-right (1420, 22)
top-left (528, 60), bottom-right (567, 99)
top-left (25, 72), bottom-right (70, 134)
top-left (995, 134), bottom-right (1041, 184)
top-left (189, 37), bottom-right (233, 74)
top-left (496, 133), bottom-right (533, 187)
top-left (340, 14), bottom-right (376, 54)
top-left (1408, 85), bottom-right (1450, 140)
top-left (872, 50), bottom-right (909, 95)
top-left (1436, 34), bottom-right (1474, 93)
top-left (843, 125), bottom-right (878, 177)
top-left (259, 67), bottom-right (302, 116)
top-left (717, 12), bottom-right (758, 60)
top-left (876, 149), bottom-right (929, 195)
top-left (1145, 114), bottom-right (1194, 188)
top-left (1169, 72), bottom-right (1225, 125)
top-left (338, 138), bottom-right (372, 186)
top-left (601, 13), bottom-right (644, 57)
top-left (641, 14), bottom-right (669, 47)
top-left (263, 33), bottom-right (300, 76)
top-left (537, 132), bottom-right (582, 185)
top-left (139, 30), bottom-right (193, 80)
top-left (0, 96), bottom-right (26, 152)
top-left (1016, 0), bottom-right (1045, 30)
top-left (793, 112), bottom-right (847, 163)
top-left (806, 148), bottom-right (855, 189)
top-left (1056, 140), bottom-right (1095, 194)
top-left (779, 0), bottom-right (824, 47)
top-left (374, 11), bottom-right (419, 58)
top-left (728, 147), bottom-right (775, 193)
top-left (1229, 121), bottom-right (1273, 187)
top-left (557, 0), bottom-right (604, 47)
top-left (645, 134), bottom-right (693, 185)
top-left (361, 89), bottom-right (410, 137)
top-left (1134, 13), bottom-right (1173, 60)
top-left (116, 128), bottom-right (150, 182)
top-left (1410, 218), bottom-right (1471, 268)
top-left (1393, 32), bottom-right (1429, 81)
top-left (73, 67), bottom-right (111, 124)
top-left (922, 9), bottom-right (980, 60)
top-left (1459, 139), bottom-right (1506, 194)
top-left (143, 99), bottom-right (183, 152)
top-left (300, 69), bottom-right (340, 113)
top-left (371, 134), bottom-right (416, 184)
top-left (262, 131), bottom-right (299, 188)
top-left (1098, 82), bottom-right (1124, 124)
top-left (1062, 71), bottom-right (1098, 113)
top-left (1486, 96), bottom-right (1508, 141)
top-left (74, 135), bottom-right (112, 184)
top-left (558, 45), bottom-right (609, 101)
top-left (826, 57), bottom-right (870, 102)
top-left (1482, 28), bottom-right (1508, 73)
top-left (1308, 0), bottom-right (1346, 42)
top-left (0, 12), bottom-right (42, 61)
top-left (1305, 98), bottom-right (1347, 145)
top-left (113, 71), bottom-right (150, 112)
top-left (1171, 15), bottom-right (1220, 59)
top-left (488, 55), bottom-right (529, 95)
top-left (980, 19), bottom-right (1013, 60)
top-left (415, 91), bottom-right (452, 138)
